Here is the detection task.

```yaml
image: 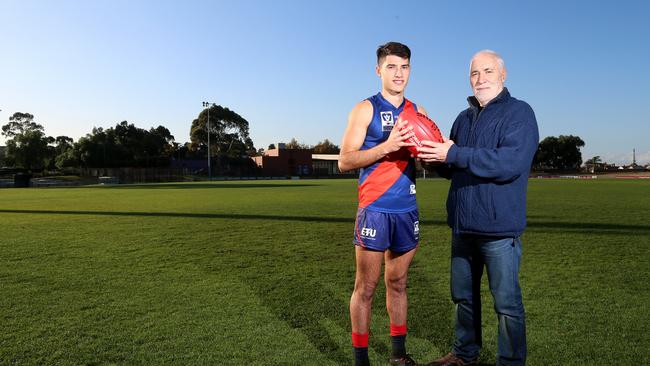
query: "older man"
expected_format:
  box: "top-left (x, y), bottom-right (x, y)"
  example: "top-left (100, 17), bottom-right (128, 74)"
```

top-left (418, 50), bottom-right (539, 366)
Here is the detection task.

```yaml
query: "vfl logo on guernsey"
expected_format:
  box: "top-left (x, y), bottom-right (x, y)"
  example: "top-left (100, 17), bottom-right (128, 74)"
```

top-left (381, 111), bottom-right (394, 131)
top-left (361, 227), bottom-right (377, 239)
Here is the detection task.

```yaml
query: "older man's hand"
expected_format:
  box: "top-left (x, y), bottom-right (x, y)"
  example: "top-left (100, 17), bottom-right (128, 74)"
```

top-left (417, 138), bottom-right (455, 163)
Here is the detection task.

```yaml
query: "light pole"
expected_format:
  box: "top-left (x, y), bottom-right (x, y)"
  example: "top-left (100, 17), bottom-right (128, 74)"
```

top-left (202, 102), bottom-right (215, 180)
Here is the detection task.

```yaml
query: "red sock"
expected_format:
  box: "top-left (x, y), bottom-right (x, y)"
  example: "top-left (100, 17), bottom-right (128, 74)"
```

top-left (390, 323), bottom-right (407, 336)
top-left (351, 332), bottom-right (369, 348)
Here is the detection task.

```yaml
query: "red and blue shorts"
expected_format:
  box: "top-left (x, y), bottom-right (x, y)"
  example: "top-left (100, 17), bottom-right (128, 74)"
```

top-left (353, 208), bottom-right (419, 252)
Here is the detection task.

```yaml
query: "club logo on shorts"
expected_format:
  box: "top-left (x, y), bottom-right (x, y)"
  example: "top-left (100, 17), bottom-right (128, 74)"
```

top-left (413, 221), bottom-right (419, 235)
top-left (361, 227), bottom-right (376, 238)
top-left (381, 111), bottom-right (394, 131)
top-left (410, 184), bottom-right (416, 194)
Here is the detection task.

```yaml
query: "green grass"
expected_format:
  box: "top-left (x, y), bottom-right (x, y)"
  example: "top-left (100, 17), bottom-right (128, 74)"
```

top-left (1, 179), bottom-right (648, 365)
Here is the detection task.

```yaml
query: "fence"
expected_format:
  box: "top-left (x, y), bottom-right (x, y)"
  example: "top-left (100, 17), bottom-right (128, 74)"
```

top-left (81, 167), bottom-right (188, 184)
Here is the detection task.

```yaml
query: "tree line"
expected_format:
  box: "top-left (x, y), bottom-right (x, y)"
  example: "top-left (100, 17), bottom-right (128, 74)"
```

top-left (266, 135), bottom-right (585, 171)
top-left (0, 107), bottom-right (258, 174)
top-left (265, 138), bottom-right (340, 154)
top-left (0, 107), bottom-right (342, 174)
top-left (533, 135), bottom-right (585, 171)
top-left (2, 112), bottom-right (181, 171)
top-left (1, 108), bottom-right (584, 173)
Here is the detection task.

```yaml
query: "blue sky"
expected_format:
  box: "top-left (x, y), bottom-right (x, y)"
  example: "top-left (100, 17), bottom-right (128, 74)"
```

top-left (1, 0), bottom-right (648, 164)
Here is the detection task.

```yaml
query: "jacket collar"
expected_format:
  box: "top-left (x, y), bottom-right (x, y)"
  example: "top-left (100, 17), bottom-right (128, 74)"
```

top-left (467, 87), bottom-right (510, 109)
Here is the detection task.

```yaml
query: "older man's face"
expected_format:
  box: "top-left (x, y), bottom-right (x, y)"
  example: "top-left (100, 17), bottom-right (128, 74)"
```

top-left (470, 53), bottom-right (506, 106)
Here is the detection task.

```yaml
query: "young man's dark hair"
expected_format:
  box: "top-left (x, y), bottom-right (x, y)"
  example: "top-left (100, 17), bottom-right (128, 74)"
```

top-left (376, 42), bottom-right (411, 64)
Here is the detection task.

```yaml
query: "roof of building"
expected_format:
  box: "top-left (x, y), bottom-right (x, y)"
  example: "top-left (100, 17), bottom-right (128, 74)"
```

top-left (312, 154), bottom-right (339, 161)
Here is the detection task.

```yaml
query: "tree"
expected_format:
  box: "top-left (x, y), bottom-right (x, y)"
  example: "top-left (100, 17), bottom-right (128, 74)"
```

top-left (2, 112), bottom-right (42, 138)
top-left (75, 127), bottom-right (116, 168)
top-left (53, 136), bottom-right (77, 169)
top-left (285, 138), bottom-right (310, 150)
top-left (189, 105), bottom-right (255, 174)
top-left (73, 133), bottom-right (99, 169)
top-left (268, 143), bottom-right (276, 150)
top-left (118, 123), bottom-right (176, 167)
top-left (54, 136), bottom-right (74, 154)
top-left (533, 135), bottom-right (585, 171)
top-left (585, 156), bottom-right (603, 173)
top-left (147, 125), bottom-right (177, 164)
top-left (313, 139), bottom-right (340, 154)
top-left (587, 156), bottom-right (602, 165)
top-left (1, 112), bottom-right (54, 170)
top-left (75, 122), bottom-right (176, 168)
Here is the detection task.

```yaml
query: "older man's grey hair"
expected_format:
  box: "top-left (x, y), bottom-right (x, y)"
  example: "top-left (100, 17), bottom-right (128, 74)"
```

top-left (470, 50), bottom-right (506, 72)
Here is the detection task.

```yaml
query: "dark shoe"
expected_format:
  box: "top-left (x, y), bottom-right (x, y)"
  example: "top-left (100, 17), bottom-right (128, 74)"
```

top-left (426, 352), bottom-right (477, 366)
top-left (389, 354), bottom-right (419, 366)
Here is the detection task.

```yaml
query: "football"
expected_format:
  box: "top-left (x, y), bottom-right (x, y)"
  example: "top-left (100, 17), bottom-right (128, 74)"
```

top-left (398, 107), bottom-right (444, 157)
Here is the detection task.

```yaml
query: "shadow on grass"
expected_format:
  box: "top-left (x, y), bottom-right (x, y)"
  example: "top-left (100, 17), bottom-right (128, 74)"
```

top-left (213, 247), bottom-right (357, 364)
top-left (526, 221), bottom-right (650, 235)
top-left (251, 278), bottom-right (355, 364)
top-left (0, 209), bottom-right (354, 223)
top-left (407, 270), bottom-right (456, 362)
top-left (2, 209), bottom-right (649, 236)
top-left (0, 209), bottom-right (445, 226)
top-left (86, 183), bottom-right (322, 189)
top-left (409, 267), bottom-right (498, 366)
top-left (227, 248), bottom-right (459, 364)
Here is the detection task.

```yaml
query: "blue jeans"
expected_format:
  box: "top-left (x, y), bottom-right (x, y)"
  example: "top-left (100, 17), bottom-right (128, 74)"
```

top-left (450, 234), bottom-right (526, 366)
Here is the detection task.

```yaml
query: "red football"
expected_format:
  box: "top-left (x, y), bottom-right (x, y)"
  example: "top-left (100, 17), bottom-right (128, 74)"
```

top-left (398, 107), bottom-right (444, 157)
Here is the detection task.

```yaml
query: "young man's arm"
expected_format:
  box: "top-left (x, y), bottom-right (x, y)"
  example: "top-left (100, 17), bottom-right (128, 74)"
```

top-left (338, 100), bottom-right (414, 172)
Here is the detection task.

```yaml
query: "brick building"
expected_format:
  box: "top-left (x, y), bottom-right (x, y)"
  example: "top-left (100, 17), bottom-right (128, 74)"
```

top-left (253, 144), bottom-right (362, 177)
top-left (253, 145), bottom-right (313, 176)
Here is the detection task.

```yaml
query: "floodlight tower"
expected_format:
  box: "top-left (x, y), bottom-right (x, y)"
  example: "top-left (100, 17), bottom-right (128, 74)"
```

top-left (202, 102), bottom-right (216, 180)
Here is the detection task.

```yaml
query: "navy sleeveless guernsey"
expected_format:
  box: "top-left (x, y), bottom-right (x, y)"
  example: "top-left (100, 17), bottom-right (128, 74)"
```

top-left (358, 93), bottom-right (417, 213)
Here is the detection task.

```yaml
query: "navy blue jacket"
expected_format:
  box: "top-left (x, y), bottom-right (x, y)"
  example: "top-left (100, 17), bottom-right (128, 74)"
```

top-left (437, 88), bottom-right (539, 237)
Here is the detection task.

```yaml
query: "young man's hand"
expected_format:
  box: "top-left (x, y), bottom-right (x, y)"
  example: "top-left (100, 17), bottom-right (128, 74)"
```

top-left (379, 118), bottom-right (415, 155)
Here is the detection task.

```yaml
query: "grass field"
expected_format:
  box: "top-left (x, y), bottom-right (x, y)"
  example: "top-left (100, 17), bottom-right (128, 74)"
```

top-left (1, 179), bottom-right (648, 365)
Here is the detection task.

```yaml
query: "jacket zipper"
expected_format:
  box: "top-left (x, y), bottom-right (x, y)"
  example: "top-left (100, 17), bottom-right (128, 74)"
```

top-left (465, 107), bottom-right (483, 230)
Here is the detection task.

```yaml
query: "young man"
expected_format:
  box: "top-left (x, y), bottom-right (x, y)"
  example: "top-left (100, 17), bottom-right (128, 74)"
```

top-left (339, 42), bottom-right (428, 366)
top-left (418, 50), bottom-right (539, 366)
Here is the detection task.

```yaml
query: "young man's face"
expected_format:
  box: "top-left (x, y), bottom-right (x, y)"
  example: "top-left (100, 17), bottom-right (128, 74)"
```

top-left (376, 55), bottom-right (410, 95)
top-left (469, 53), bottom-right (507, 106)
